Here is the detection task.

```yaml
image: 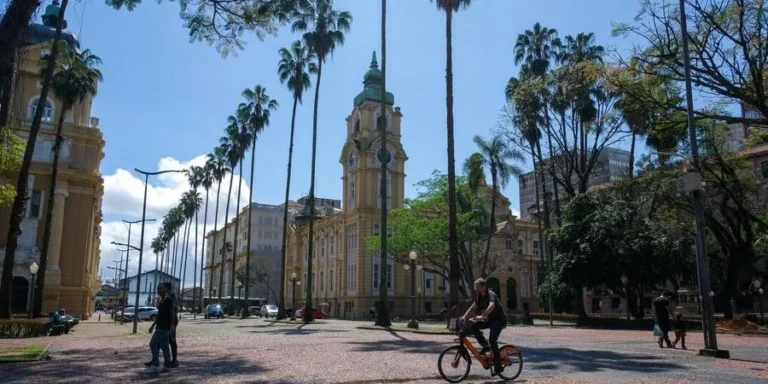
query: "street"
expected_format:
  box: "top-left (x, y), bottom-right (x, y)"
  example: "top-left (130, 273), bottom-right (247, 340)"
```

top-left (1, 313), bottom-right (767, 383)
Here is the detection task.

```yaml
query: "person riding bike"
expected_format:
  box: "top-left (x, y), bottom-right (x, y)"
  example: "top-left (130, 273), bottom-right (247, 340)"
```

top-left (461, 278), bottom-right (506, 375)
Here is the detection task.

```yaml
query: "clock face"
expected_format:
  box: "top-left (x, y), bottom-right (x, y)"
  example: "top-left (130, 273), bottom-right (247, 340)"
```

top-left (348, 152), bottom-right (356, 167)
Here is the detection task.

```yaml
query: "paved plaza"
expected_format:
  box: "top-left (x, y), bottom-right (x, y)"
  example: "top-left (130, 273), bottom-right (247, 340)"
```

top-left (1, 313), bottom-right (767, 383)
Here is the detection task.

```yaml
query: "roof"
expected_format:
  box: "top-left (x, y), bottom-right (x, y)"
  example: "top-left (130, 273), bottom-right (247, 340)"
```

top-left (353, 51), bottom-right (395, 107)
top-left (23, 1), bottom-right (80, 50)
top-left (741, 144), bottom-right (768, 158)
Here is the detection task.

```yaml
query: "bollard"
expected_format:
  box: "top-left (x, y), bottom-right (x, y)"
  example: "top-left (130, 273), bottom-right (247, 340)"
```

top-left (99, 314), bottom-right (101, 322)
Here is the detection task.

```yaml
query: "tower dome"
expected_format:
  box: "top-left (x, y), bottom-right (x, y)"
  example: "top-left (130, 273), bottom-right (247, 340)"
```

top-left (354, 51), bottom-right (394, 107)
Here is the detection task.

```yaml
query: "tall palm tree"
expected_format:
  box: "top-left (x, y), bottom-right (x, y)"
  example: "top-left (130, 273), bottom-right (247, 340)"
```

top-left (464, 134), bottom-right (524, 269)
top-left (197, 160), bottom-right (214, 314)
top-left (186, 166), bottom-right (205, 314)
top-left (376, 0), bottom-right (391, 328)
top-left (207, 145), bottom-right (229, 302)
top-left (291, 0), bottom-right (352, 323)
top-left (430, 0), bottom-right (472, 310)
top-left (276, 39), bottom-right (317, 320)
top-left (180, 190), bottom-right (202, 303)
top-left (0, 0), bottom-right (69, 318)
top-left (34, 47), bottom-right (102, 315)
top-left (241, 85), bottom-right (278, 317)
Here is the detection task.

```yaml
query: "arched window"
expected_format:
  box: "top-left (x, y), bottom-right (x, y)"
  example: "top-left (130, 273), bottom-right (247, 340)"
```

top-left (28, 98), bottom-right (54, 122)
top-left (354, 118), bottom-right (360, 132)
top-left (373, 107), bottom-right (392, 131)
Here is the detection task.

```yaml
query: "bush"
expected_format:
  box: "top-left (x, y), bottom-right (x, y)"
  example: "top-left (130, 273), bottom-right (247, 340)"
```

top-left (0, 319), bottom-right (47, 338)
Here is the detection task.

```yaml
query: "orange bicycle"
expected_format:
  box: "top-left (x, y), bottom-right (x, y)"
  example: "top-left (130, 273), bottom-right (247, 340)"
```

top-left (437, 318), bottom-right (523, 382)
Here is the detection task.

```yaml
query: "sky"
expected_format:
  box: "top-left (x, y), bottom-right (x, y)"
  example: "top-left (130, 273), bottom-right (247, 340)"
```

top-left (53, 0), bottom-right (646, 286)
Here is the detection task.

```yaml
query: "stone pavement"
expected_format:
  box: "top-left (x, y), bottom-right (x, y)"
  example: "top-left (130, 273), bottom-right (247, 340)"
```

top-left (1, 312), bottom-right (767, 383)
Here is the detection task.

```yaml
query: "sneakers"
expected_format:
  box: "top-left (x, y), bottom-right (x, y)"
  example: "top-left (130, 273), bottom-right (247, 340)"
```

top-left (491, 364), bottom-right (504, 376)
top-left (479, 346), bottom-right (490, 356)
top-left (168, 360), bottom-right (179, 368)
top-left (143, 361), bottom-right (153, 367)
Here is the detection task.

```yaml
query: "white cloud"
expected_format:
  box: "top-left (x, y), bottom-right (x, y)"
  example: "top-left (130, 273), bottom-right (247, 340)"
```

top-left (511, 207), bottom-right (521, 218)
top-left (99, 154), bottom-right (251, 288)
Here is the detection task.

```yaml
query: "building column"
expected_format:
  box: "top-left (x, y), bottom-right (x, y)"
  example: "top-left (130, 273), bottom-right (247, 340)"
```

top-left (42, 185), bottom-right (67, 313)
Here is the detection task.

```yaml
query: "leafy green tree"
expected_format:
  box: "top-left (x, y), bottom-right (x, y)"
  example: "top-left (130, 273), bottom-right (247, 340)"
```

top-left (291, 0), bottom-right (351, 323)
top-left (276, 40), bottom-right (316, 319)
top-left (429, 0), bottom-right (473, 313)
top-left (464, 134), bottom-right (524, 270)
top-left (0, 125), bottom-right (23, 207)
top-left (241, 85), bottom-right (278, 317)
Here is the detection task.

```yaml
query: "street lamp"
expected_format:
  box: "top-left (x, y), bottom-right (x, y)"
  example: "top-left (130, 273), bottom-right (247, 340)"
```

top-left (404, 250), bottom-right (422, 329)
top-left (132, 168), bottom-right (185, 334)
top-left (120, 219), bottom-right (155, 312)
top-left (678, 0), bottom-right (727, 359)
top-left (28, 262), bottom-right (38, 318)
top-left (290, 272), bottom-right (300, 321)
top-left (621, 274), bottom-right (630, 321)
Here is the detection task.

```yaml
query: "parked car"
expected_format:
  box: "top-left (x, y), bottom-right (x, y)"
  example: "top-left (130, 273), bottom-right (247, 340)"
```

top-left (260, 305), bottom-right (278, 318)
top-left (248, 306), bottom-right (261, 317)
top-left (296, 308), bottom-right (327, 320)
top-left (135, 307), bottom-right (159, 321)
top-left (205, 304), bottom-right (224, 319)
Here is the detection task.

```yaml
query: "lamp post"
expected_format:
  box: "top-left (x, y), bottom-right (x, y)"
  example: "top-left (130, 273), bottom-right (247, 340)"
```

top-left (621, 274), bottom-right (630, 321)
top-left (677, 0), bottom-right (728, 359)
top-left (112, 242), bottom-right (140, 325)
top-left (28, 262), bottom-right (38, 318)
top-left (237, 281), bottom-right (243, 315)
top-left (132, 168), bottom-right (185, 334)
top-left (121, 219), bottom-right (155, 309)
top-left (417, 287), bottom-right (422, 321)
top-left (404, 250), bottom-right (422, 329)
top-left (290, 272), bottom-right (299, 321)
top-left (751, 279), bottom-right (764, 324)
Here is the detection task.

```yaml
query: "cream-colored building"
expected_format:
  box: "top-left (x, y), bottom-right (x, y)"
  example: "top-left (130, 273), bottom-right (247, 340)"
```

top-left (283, 54), bottom-right (544, 320)
top-left (0, 3), bottom-right (104, 318)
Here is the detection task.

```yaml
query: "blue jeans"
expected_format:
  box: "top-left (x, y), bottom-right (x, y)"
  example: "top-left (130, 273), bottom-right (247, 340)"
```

top-left (150, 329), bottom-right (171, 367)
top-left (471, 320), bottom-right (505, 367)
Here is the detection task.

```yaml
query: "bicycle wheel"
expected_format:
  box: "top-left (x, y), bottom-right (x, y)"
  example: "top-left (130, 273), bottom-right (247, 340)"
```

top-left (437, 346), bottom-right (471, 383)
top-left (496, 345), bottom-right (523, 381)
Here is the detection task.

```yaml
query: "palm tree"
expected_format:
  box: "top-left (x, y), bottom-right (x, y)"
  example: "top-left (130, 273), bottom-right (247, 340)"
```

top-left (186, 165), bottom-right (205, 315)
top-left (376, 0), bottom-right (391, 328)
top-left (33, 47), bottom-right (102, 316)
top-left (430, 0), bottom-right (472, 310)
top-left (241, 85), bottom-right (278, 317)
top-left (291, 0), bottom-right (352, 323)
top-left (464, 134), bottom-right (524, 270)
top-left (180, 190), bottom-right (202, 304)
top-left (0, 0), bottom-right (69, 318)
top-left (207, 145), bottom-right (229, 302)
top-left (276, 40), bottom-right (316, 319)
top-left (197, 161), bottom-right (214, 314)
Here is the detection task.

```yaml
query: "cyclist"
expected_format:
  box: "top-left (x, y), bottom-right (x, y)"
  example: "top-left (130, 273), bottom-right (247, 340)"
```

top-left (461, 278), bottom-right (506, 375)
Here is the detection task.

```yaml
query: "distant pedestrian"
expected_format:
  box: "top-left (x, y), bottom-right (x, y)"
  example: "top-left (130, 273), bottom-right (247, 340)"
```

top-left (145, 283), bottom-right (173, 373)
top-left (671, 313), bottom-right (687, 350)
top-left (370, 304), bottom-right (377, 320)
top-left (653, 292), bottom-right (673, 348)
top-left (167, 283), bottom-right (180, 367)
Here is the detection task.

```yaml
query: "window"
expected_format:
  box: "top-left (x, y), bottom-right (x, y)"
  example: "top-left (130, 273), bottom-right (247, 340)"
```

top-left (273, 231), bottom-right (278, 239)
top-left (373, 262), bottom-right (380, 289)
top-left (762, 161), bottom-right (768, 179)
top-left (517, 237), bottom-right (524, 253)
top-left (373, 223), bottom-right (380, 236)
top-left (329, 233), bottom-right (335, 256)
top-left (312, 272), bottom-right (315, 292)
top-left (425, 302), bottom-right (433, 313)
top-left (347, 224), bottom-right (357, 292)
top-left (387, 263), bottom-right (393, 289)
top-left (29, 98), bottom-right (53, 122)
top-left (29, 190), bottom-right (42, 218)
top-left (521, 273), bottom-right (530, 297)
top-left (329, 269), bottom-right (334, 291)
top-left (321, 236), bottom-right (325, 258)
top-left (258, 230), bottom-right (262, 239)
top-left (425, 271), bottom-right (432, 289)
top-left (258, 216), bottom-right (263, 225)
top-left (533, 239), bottom-right (540, 256)
top-left (354, 118), bottom-right (360, 132)
top-left (348, 176), bottom-right (356, 210)
top-left (505, 236), bottom-right (513, 250)
top-left (320, 271), bottom-right (324, 292)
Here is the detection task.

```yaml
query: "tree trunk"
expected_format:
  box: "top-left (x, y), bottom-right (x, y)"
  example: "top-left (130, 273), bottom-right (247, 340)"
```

top-left (304, 57), bottom-right (323, 323)
top-left (197, 187), bottom-right (209, 317)
top-left (178, 220), bottom-right (190, 287)
top-left (210, 178), bottom-right (222, 299)
top-left (229, 159), bottom-right (244, 314)
top-left (180, 217), bottom-right (192, 303)
top-left (0, 0), bottom-right (39, 126)
top-left (0, 0), bottom-right (68, 318)
top-left (445, 6), bottom-right (461, 312)
top-left (277, 96), bottom-right (299, 320)
top-left (219, 167), bottom-right (235, 302)
top-left (33, 103), bottom-right (69, 316)
top-left (244, 135), bottom-right (257, 318)
top-left (192, 206), bottom-right (199, 313)
top-left (481, 169), bottom-right (496, 274)
top-left (628, 133), bottom-right (636, 179)
top-left (376, 0), bottom-right (391, 328)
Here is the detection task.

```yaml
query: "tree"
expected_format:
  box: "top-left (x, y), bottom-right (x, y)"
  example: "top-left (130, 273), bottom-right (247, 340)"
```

top-left (376, 0), bottom-right (391, 328)
top-left (275, 39), bottom-right (316, 319)
top-left (366, 171), bottom-right (500, 298)
top-left (0, 0), bottom-right (42, 126)
top-left (33, 47), bottom-right (102, 316)
top-left (613, 0), bottom-right (768, 127)
top-left (180, 190), bottom-right (202, 304)
top-left (196, 159), bottom-right (214, 313)
top-left (464, 134), bottom-right (524, 271)
top-left (0, 125), bottom-right (23, 207)
top-left (241, 85), bottom-right (278, 317)
top-left (105, 0), bottom-right (307, 56)
top-left (0, 0), bottom-right (70, 319)
top-left (186, 165), bottom-right (206, 314)
top-left (429, 0), bottom-right (473, 316)
top-left (206, 146), bottom-right (228, 300)
top-left (235, 259), bottom-right (276, 302)
top-left (291, 0), bottom-right (351, 323)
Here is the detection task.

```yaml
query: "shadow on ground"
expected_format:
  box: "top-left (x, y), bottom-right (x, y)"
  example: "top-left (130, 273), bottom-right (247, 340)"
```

top-left (522, 346), bottom-right (687, 374)
top-left (345, 330), bottom-right (451, 354)
top-left (0, 348), bottom-right (270, 383)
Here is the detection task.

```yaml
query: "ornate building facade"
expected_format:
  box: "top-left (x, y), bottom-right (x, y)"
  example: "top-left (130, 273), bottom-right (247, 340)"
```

top-left (283, 54), bottom-right (544, 319)
top-left (0, 2), bottom-right (105, 318)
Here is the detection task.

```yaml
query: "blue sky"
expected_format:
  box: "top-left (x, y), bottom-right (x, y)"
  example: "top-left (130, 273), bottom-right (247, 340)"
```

top-left (57, 0), bottom-right (645, 281)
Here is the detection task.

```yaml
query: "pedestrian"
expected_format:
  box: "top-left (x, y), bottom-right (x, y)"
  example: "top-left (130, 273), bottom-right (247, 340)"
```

top-left (671, 313), bottom-right (687, 350)
top-left (145, 282), bottom-right (173, 373)
top-left (653, 291), bottom-right (673, 348)
top-left (370, 303), bottom-right (377, 320)
top-left (167, 283), bottom-right (180, 368)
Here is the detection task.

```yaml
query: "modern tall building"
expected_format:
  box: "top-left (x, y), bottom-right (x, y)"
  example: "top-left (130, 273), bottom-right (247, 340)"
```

top-left (282, 53), bottom-right (544, 319)
top-left (518, 147), bottom-right (630, 220)
top-left (0, 2), bottom-right (105, 318)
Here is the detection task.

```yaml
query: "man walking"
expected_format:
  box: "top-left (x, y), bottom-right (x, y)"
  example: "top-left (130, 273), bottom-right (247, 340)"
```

top-left (146, 282), bottom-right (174, 373)
top-left (167, 283), bottom-right (180, 367)
top-left (653, 291), bottom-right (673, 348)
